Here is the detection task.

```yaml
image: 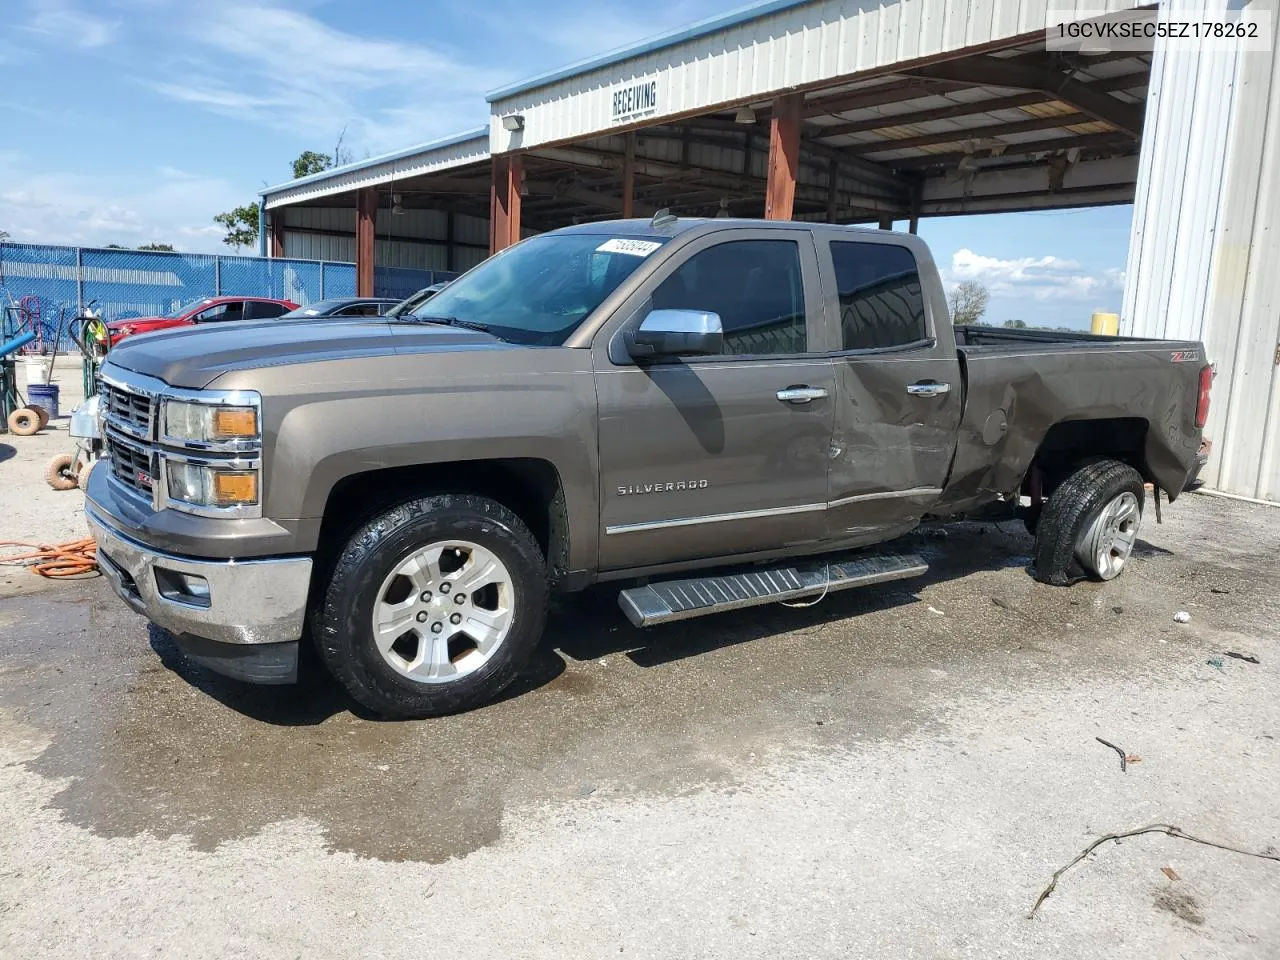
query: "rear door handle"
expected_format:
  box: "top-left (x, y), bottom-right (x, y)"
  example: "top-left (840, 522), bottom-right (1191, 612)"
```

top-left (776, 386), bottom-right (829, 404)
top-left (906, 381), bottom-right (951, 397)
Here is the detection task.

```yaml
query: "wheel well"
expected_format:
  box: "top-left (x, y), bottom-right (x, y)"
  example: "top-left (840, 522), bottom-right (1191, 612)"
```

top-left (315, 458), bottom-right (569, 578)
top-left (1026, 418), bottom-right (1151, 495)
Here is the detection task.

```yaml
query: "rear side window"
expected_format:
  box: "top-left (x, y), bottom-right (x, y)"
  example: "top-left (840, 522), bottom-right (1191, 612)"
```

top-left (652, 239), bottom-right (806, 356)
top-left (830, 242), bottom-right (928, 351)
top-left (244, 301), bottom-right (287, 320)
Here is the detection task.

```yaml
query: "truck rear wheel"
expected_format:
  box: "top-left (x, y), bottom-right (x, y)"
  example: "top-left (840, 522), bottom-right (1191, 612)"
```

top-left (312, 494), bottom-right (549, 719)
top-left (1032, 459), bottom-right (1144, 586)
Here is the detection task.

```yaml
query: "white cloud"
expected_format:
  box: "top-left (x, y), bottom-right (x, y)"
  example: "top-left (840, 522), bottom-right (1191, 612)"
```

top-left (139, 2), bottom-right (500, 153)
top-left (944, 247), bottom-right (1123, 303)
top-left (25, 0), bottom-right (120, 48)
top-left (0, 155), bottom-right (244, 253)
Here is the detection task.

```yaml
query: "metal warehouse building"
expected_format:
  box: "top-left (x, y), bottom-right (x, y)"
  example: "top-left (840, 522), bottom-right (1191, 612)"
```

top-left (259, 0), bottom-right (1280, 503)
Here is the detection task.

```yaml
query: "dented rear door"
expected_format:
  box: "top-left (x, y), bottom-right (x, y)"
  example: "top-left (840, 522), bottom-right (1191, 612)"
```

top-left (814, 230), bottom-right (963, 541)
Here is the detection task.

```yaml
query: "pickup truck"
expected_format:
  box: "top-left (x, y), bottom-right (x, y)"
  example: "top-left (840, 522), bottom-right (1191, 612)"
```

top-left (84, 218), bottom-right (1211, 718)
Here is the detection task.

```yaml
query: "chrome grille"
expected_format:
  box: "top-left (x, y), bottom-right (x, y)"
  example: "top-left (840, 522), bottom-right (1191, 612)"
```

top-left (102, 381), bottom-right (153, 437)
top-left (105, 431), bottom-right (155, 498)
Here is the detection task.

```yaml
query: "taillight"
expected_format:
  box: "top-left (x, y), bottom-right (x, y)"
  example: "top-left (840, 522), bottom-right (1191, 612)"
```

top-left (1195, 364), bottom-right (1212, 428)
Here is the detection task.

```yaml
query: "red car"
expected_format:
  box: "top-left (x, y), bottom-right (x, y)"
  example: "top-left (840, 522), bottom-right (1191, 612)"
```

top-left (106, 296), bottom-right (299, 347)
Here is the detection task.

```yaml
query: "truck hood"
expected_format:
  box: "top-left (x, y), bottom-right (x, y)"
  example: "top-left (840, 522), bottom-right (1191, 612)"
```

top-left (104, 318), bottom-right (515, 389)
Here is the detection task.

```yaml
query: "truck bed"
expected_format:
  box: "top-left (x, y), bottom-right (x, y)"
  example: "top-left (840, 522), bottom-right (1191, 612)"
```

top-left (937, 326), bottom-right (1207, 514)
top-left (956, 324), bottom-right (1160, 350)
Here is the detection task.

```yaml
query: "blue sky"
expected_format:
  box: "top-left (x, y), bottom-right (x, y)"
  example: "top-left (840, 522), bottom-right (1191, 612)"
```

top-left (1, 0), bottom-right (1129, 327)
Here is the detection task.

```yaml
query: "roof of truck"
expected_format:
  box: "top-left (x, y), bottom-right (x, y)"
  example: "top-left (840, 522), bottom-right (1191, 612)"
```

top-left (549, 217), bottom-right (909, 239)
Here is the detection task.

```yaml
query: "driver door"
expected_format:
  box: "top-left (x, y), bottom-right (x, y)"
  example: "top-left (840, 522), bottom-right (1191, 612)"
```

top-left (593, 229), bottom-right (835, 572)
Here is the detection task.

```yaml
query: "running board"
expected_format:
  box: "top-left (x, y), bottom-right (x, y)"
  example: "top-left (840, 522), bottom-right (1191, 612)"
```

top-left (618, 553), bottom-right (928, 628)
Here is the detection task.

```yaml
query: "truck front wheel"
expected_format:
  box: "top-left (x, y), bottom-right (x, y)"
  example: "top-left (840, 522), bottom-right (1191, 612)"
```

top-left (1032, 459), bottom-right (1145, 586)
top-left (313, 494), bottom-right (549, 718)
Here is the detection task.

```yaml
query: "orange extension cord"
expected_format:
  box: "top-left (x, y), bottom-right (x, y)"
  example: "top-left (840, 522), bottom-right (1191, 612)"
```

top-left (0, 538), bottom-right (99, 577)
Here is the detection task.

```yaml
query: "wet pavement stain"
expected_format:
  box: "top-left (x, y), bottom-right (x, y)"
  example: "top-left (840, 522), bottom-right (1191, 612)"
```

top-left (1, 514), bottom-right (1275, 864)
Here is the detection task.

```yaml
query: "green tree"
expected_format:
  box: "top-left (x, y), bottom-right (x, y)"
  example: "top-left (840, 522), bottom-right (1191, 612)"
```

top-left (1002, 318), bottom-right (1028, 329)
top-left (948, 280), bottom-right (990, 325)
top-left (292, 150), bottom-right (332, 178)
top-left (138, 242), bottom-right (175, 252)
top-left (213, 202), bottom-right (260, 250)
top-left (0, 230), bottom-right (9, 242)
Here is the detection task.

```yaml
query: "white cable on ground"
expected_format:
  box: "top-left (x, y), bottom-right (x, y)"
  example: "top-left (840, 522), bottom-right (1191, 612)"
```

top-left (779, 563), bottom-right (832, 609)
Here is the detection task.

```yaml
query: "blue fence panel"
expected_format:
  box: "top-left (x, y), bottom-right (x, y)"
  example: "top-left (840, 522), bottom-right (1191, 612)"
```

top-left (0, 242), bottom-right (366, 351)
top-left (0, 244), bottom-right (80, 348)
top-left (320, 262), bottom-right (357, 298)
top-left (374, 266), bottom-right (459, 300)
top-left (80, 248), bottom-right (220, 321)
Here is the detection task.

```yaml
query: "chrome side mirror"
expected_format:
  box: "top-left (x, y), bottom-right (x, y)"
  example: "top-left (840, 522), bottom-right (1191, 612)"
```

top-left (627, 309), bottom-right (724, 358)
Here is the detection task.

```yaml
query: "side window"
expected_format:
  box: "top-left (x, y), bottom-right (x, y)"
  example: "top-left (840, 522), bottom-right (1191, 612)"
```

top-left (245, 301), bottom-right (286, 320)
top-left (651, 239), bottom-right (806, 356)
top-left (830, 242), bottom-right (928, 351)
top-left (196, 302), bottom-right (245, 323)
top-left (192, 304), bottom-right (228, 323)
top-left (339, 303), bottom-right (381, 316)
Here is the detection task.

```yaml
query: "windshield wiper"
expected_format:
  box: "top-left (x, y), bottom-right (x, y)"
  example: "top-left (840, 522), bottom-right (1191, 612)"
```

top-left (397, 314), bottom-right (507, 341)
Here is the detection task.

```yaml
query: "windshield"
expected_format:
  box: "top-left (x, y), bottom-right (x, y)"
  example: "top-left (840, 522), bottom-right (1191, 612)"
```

top-left (406, 234), bottom-right (666, 345)
top-left (166, 297), bottom-right (215, 319)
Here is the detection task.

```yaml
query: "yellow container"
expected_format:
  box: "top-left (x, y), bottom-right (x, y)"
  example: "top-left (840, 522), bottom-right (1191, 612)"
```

top-left (1091, 311), bottom-right (1120, 336)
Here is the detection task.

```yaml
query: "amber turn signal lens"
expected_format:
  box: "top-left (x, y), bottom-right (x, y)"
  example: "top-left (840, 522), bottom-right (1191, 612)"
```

top-left (212, 471), bottom-right (258, 505)
top-left (212, 407), bottom-right (257, 438)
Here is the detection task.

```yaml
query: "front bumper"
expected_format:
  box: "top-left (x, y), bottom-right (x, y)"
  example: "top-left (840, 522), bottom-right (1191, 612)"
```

top-left (86, 502), bottom-right (313, 682)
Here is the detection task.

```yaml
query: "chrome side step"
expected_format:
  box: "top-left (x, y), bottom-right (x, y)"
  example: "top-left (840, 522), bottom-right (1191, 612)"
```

top-left (618, 552), bottom-right (928, 628)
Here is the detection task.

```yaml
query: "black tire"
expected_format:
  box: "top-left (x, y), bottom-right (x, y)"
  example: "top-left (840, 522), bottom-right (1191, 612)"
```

top-left (312, 494), bottom-right (548, 719)
top-left (1032, 459), bottom-right (1145, 586)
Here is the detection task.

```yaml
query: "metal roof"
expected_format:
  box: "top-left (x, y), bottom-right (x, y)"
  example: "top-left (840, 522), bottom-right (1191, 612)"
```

top-left (484, 0), bottom-right (814, 102)
top-left (260, 127), bottom-right (489, 207)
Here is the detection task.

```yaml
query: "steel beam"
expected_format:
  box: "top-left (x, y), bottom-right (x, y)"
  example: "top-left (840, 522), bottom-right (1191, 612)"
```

top-left (490, 153), bottom-right (523, 254)
top-left (765, 94), bottom-right (802, 220)
top-left (908, 59), bottom-right (1144, 137)
top-left (622, 133), bottom-right (636, 218)
top-left (355, 187), bottom-right (376, 297)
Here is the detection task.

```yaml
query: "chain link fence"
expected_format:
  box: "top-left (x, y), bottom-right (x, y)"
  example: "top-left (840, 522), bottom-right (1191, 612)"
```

top-left (0, 243), bottom-right (455, 350)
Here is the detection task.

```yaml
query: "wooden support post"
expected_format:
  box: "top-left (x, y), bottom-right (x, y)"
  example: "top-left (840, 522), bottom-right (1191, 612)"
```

top-left (877, 216), bottom-right (894, 231)
top-left (621, 133), bottom-right (636, 219)
top-left (765, 93), bottom-right (801, 221)
top-left (489, 154), bottom-right (523, 254)
top-left (356, 187), bottom-right (376, 296)
top-left (907, 182), bottom-right (923, 234)
top-left (269, 213), bottom-right (285, 258)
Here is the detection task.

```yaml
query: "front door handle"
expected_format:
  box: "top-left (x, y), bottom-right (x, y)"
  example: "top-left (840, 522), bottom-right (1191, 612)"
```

top-left (777, 386), bottom-right (829, 404)
top-left (906, 381), bottom-right (951, 397)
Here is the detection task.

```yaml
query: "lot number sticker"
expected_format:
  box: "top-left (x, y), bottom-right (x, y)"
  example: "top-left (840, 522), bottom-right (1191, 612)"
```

top-left (597, 238), bottom-right (662, 257)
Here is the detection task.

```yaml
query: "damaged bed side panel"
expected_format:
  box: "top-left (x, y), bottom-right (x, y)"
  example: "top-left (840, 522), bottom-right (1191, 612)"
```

top-left (935, 341), bottom-right (1205, 514)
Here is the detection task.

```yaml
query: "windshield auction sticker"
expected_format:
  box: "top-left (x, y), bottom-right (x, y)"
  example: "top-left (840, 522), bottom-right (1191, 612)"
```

top-left (597, 238), bottom-right (663, 257)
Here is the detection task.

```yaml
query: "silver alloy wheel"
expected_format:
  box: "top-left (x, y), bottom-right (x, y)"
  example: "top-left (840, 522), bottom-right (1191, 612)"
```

top-left (1076, 490), bottom-right (1141, 580)
top-left (371, 540), bottom-right (515, 683)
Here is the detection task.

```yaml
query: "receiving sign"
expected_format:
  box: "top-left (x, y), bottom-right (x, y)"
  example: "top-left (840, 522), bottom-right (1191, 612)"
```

top-left (611, 78), bottom-right (659, 122)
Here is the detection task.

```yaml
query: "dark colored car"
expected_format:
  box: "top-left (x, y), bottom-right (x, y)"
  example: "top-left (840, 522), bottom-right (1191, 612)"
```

top-left (106, 296), bottom-right (298, 347)
top-left (384, 282), bottom-right (451, 318)
top-left (279, 298), bottom-right (401, 319)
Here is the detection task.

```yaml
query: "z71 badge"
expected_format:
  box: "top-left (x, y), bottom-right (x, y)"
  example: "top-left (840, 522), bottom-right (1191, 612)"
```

top-left (1170, 349), bottom-right (1200, 363)
top-left (618, 480), bottom-right (708, 496)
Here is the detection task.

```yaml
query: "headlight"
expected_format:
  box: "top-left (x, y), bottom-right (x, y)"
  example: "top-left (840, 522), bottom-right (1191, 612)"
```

top-left (164, 399), bottom-right (259, 444)
top-left (166, 462), bottom-right (259, 508)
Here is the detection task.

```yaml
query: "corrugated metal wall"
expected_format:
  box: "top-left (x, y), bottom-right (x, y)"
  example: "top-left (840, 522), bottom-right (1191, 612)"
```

top-left (1122, 0), bottom-right (1280, 501)
top-left (280, 207), bottom-right (490, 274)
top-left (490, 0), bottom-right (1141, 152)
